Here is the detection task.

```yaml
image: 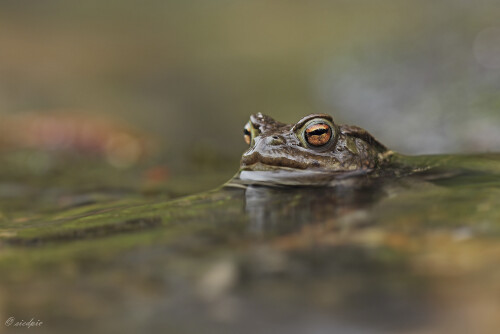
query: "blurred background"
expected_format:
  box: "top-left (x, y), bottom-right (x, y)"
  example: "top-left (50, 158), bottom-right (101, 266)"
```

top-left (0, 0), bottom-right (499, 189)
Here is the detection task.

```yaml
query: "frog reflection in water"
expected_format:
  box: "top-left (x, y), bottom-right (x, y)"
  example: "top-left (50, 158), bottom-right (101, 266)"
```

top-left (236, 113), bottom-right (394, 186)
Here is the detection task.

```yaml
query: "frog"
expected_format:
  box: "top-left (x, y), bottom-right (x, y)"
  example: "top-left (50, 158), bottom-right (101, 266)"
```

top-left (240, 113), bottom-right (391, 174)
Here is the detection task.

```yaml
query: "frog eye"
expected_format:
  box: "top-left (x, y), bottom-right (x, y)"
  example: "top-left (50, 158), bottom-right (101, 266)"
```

top-left (243, 122), bottom-right (252, 145)
top-left (304, 123), bottom-right (332, 146)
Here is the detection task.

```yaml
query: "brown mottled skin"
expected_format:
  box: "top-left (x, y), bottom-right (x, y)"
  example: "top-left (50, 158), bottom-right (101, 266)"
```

top-left (240, 113), bottom-right (390, 172)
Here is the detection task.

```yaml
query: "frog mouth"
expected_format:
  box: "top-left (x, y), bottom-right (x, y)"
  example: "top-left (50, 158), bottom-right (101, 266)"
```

top-left (240, 152), bottom-right (311, 170)
top-left (241, 161), bottom-right (304, 171)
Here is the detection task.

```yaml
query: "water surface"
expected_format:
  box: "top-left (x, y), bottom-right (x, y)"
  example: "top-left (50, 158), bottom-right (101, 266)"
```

top-left (1, 154), bottom-right (500, 334)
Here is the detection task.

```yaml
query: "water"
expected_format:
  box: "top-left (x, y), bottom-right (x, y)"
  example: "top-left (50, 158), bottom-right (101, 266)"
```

top-left (1, 154), bottom-right (500, 333)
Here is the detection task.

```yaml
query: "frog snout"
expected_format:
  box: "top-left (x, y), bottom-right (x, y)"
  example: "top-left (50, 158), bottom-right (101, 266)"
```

top-left (244, 135), bottom-right (285, 156)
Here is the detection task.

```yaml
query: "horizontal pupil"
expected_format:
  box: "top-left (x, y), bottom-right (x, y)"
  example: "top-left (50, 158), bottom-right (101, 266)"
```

top-left (244, 129), bottom-right (251, 135)
top-left (307, 128), bottom-right (328, 136)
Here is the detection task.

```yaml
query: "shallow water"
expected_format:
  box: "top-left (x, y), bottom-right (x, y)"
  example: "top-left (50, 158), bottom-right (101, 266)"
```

top-left (1, 154), bottom-right (500, 334)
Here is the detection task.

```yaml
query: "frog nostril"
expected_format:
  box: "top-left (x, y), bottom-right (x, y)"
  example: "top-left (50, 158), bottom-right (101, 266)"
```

top-left (267, 135), bottom-right (285, 146)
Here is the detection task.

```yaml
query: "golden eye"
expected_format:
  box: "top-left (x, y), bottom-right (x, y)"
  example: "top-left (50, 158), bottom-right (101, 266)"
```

top-left (243, 122), bottom-right (252, 145)
top-left (304, 123), bottom-right (332, 146)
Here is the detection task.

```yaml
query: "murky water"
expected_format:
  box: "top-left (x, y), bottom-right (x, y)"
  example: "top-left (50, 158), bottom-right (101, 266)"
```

top-left (1, 154), bottom-right (500, 334)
